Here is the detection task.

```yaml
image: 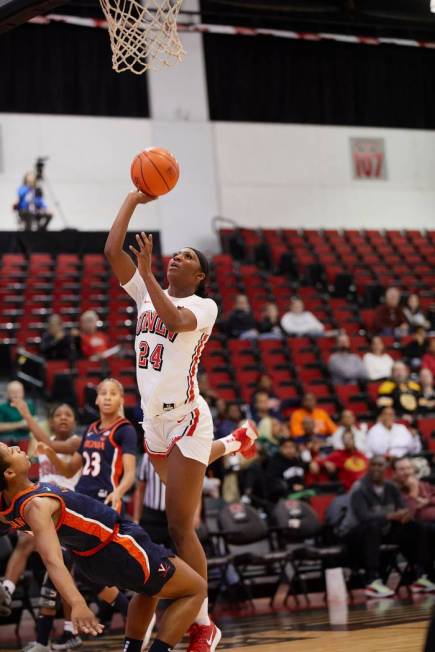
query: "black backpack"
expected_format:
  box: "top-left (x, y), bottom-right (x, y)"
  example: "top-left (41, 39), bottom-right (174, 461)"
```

top-left (272, 499), bottom-right (321, 540)
top-left (218, 502), bottom-right (268, 545)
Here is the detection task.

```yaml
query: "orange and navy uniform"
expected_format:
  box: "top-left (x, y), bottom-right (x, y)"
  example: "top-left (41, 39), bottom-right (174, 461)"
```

top-left (0, 483), bottom-right (175, 596)
top-left (76, 418), bottom-right (137, 502)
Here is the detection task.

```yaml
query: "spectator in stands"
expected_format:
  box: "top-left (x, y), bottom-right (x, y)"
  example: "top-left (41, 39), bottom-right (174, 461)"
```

top-left (265, 438), bottom-right (307, 502)
top-left (290, 392), bottom-right (336, 438)
top-left (226, 294), bottom-right (258, 340)
top-left (251, 391), bottom-right (287, 447)
top-left (403, 326), bottom-right (428, 369)
top-left (422, 339), bottom-right (435, 377)
top-left (39, 314), bottom-right (74, 361)
top-left (328, 333), bottom-right (368, 384)
top-left (403, 293), bottom-right (430, 331)
top-left (15, 171), bottom-right (52, 231)
top-left (310, 430), bottom-right (368, 491)
top-left (238, 444), bottom-right (268, 507)
top-left (365, 406), bottom-right (421, 459)
top-left (363, 336), bottom-right (394, 381)
top-left (419, 368), bottom-right (435, 414)
top-left (329, 409), bottom-right (367, 452)
top-left (280, 297), bottom-right (325, 336)
top-left (0, 381), bottom-right (36, 442)
top-left (72, 310), bottom-right (110, 359)
top-left (346, 456), bottom-right (435, 598)
top-left (256, 302), bottom-right (283, 340)
top-left (214, 403), bottom-right (243, 439)
top-left (373, 286), bottom-right (408, 336)
top-left (394, 457), bottom-right (435, 527)
top-left (377, 361), bottom-right (423, 418)
top-left (252, 375), bottom-right (282, 416)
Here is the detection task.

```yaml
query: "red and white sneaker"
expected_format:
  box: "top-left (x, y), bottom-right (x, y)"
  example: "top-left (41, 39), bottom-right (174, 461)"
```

top-left (187, 622), bottom-right (222, 652)
top-left (232, 420), bottom-right (258, 459)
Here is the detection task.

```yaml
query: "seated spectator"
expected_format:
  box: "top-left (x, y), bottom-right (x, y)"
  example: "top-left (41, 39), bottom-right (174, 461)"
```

top-left (256, 302), bottom-right (283, 340)
top-left (226, 294), bottom-right (258, 340)
top-left (403, 293), bottom-right (430, 331)
top-left (15, 171), bottom-right (52, 232)
top-left (394, 457), bottom-right (435, 526)
top-left (373, 286), bottom-right (409, 336)
top-left (280, 297), bottom-right (325, 336)
top-left (329, 409), bottom-right (367, 452)
top-left (252, 375), bottom-right (282, 416)
top-left (290, 392), bottom-right (336, 438)
top-left (214, 402), bottom-right (243, 439)
top-left (310, 431), bottom-right (368, 491)
top-left (377, 361), bottom-right (423, 418)
top-left (73, 310), bottom-right (110, 359)
top-left (419, 368), bottom-right (435, 415)
top-left (403, 326), bottom-right (428, 369)
top-left (345, 456), bottom-right (435, 598)
top-left (365, 407), bottom-right (421, 459)
top-left (238, 444), bottom-right (269, 507)
top-left (0, 381), bottom-right (36, 442)
top-left (251, 391), bottom-right (287, 447)
top-left (328, 333), bottom-right (368, 384)
top-left (363, 336), bottom-right (394, 381)
top-left (265, 438), bottom-right (307, 502)
top-left (422, 338), bottom-right (435, 377)
top-left (39, 314), bottom-right (74, 361)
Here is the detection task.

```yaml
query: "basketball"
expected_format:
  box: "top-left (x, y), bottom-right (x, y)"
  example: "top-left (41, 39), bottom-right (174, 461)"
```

top-left (130, 147), bottom-right (180, 197)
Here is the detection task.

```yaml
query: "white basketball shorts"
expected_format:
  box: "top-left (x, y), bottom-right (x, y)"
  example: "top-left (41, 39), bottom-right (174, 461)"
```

top-left (142, 395), bottom-right (213, 466)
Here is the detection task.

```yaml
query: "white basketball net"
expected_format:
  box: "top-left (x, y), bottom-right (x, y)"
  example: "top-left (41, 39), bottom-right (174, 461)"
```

top-left (99, 0), bottom-right (185, 74)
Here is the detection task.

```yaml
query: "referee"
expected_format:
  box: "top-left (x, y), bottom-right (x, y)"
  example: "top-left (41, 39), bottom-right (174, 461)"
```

top-left (133, 453), bottom-right (173, 548)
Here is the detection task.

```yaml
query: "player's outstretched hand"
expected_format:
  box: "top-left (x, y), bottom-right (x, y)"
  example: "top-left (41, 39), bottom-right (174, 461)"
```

top-left (104, 489), bottom-right (122, 512)
top-left (129, 232), bottom-right (153, 276)
top-left (71, 601), bottom-right (103, 636)
top-left (35, 442), bottom-right (51, 456)
top-left (128, 190), bottom-right (156, 205)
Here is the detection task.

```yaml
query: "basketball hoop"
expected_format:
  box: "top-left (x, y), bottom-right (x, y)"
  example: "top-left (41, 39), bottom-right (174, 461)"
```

top-left (99, 0), bottom-right (185, 74)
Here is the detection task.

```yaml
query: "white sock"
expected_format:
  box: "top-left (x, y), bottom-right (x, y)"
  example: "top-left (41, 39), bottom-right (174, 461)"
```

top-left (195, 597), bottom-right (210, 626)
top-left (3, 580), bottom-right (15, 595)
top-left (64, 621), bottom-right (74, 634)
top-left (220, 434), bottom-right (241, 455)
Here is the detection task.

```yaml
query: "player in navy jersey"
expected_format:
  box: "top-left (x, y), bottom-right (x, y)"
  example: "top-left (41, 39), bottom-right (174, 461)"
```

top-left (39, 378), bottom-right (137, 512)
top-left (106, 191), bottom-right (259, 652)
top-left (0, 442), bottom-right (206, 652)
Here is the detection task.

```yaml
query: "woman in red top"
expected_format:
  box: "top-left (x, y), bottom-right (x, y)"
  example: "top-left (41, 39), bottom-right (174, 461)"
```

top-left (310, 431), bottom-right (368, 491)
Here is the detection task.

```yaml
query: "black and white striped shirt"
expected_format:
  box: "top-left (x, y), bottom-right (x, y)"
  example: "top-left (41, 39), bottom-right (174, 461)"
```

top-left (138, 454), bottom-right (166, 511)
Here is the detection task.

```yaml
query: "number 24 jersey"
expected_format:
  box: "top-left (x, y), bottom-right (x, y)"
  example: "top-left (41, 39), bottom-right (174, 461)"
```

top-left (76, 418), bottom-right (137, 502)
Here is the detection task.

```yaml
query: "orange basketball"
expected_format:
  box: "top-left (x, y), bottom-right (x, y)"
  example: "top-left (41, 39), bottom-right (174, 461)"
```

top-left (130, 147), bottom-right (180, 197)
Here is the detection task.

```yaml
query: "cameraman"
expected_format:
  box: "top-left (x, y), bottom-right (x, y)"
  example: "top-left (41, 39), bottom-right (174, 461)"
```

top-left (15, 168), bottom-right (52, 231)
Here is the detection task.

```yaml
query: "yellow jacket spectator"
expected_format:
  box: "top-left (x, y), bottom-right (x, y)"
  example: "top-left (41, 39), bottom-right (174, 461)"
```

top-left (377, 362), bottom-right (423, 416)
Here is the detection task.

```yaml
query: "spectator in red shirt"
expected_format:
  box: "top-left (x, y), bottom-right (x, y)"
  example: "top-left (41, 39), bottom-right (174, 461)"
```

top-left (373, 287), bottom-right (408, 336)
top-left (422, 339), bottom-right (435, 377)
top-left (309, 430), bottom-right (368, 490)
top-left (74, 310), bottom-right (110, 359)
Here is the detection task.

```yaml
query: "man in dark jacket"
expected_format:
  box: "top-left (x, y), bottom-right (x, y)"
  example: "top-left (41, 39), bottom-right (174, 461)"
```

top-left (346, 456), bottom-right (435, 598)
top-left (265, 438), bottom-right (307, 503)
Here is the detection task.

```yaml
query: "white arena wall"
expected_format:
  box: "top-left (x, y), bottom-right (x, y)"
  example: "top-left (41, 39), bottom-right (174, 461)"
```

top-left (1, 113), bottom-right (435, 254)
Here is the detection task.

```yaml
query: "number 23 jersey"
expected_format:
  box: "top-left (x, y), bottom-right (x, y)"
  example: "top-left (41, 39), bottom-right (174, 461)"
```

top-left (76, 418), bottom-right (137, 501)
top-left (122, 269), bottom-right (218, 419)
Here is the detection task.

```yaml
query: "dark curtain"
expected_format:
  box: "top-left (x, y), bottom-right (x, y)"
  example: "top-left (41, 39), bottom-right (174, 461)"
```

top-left (204, 34), bottom-right (435, 129)
top-left (0, 23), bottom-right (149, 117)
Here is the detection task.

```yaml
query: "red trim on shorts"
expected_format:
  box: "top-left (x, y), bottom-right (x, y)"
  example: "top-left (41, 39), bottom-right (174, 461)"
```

top-left (144, 408), bottom-right (200, 457)
top-left (185, 333), bottom-right (209, 403)
top-left (73, 523), bottom-right (120, 557)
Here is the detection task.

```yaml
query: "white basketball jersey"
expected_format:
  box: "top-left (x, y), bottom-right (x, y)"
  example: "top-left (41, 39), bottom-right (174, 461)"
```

top-left (38, 447), bottom-right (80, 490)
top-left (122, 270), bottom-right (218, 418)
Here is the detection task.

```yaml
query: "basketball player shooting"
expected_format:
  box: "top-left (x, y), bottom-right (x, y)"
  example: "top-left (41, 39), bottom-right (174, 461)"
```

top-left (105, 190), bottom-right (258, 652)
top-left (0, 442), bottom-right (207, 652)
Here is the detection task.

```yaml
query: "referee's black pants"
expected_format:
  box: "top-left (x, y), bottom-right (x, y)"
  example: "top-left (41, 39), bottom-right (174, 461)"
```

top-left (140, 506), bottom-right (174, 550)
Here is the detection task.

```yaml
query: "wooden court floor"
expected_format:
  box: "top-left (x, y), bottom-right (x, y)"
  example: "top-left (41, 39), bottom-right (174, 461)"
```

top-left (1, 597), bottom-right (434, 651)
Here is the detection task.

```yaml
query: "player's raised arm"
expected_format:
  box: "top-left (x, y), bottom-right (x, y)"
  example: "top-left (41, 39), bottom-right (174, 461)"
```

top-left (104, 191), bottom-right (155, 285)
top-left (11, 399), bottom-right (80, 455)
top-left (36, 444), bottom-right (83, 478)
top-left (24, 497), bottom-right (102, 636)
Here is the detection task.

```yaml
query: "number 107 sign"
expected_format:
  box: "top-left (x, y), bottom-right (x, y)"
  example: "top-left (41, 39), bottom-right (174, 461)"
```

top-left (350, 137), bottom-right (387, 180)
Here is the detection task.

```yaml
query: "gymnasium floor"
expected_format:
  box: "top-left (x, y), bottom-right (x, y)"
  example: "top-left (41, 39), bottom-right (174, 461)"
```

top-left (1, 595), bottom-right (433, 651)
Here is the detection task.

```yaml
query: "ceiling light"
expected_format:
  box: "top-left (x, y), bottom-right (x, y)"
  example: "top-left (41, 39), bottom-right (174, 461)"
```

top-left (431, 0), bottom-right (435, 13)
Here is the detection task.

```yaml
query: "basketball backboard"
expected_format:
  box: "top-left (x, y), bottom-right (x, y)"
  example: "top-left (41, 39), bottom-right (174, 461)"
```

top-left (0, 0), bottom-right (66, 33)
